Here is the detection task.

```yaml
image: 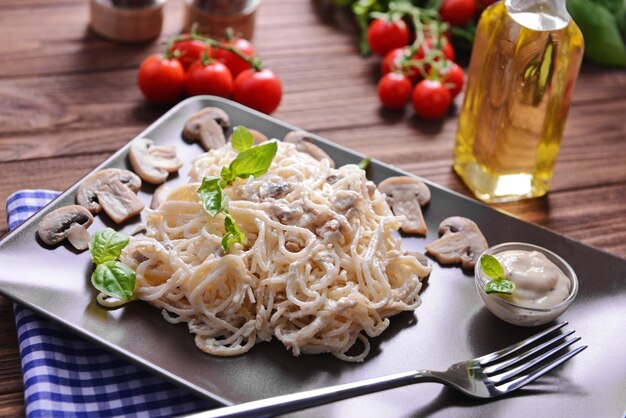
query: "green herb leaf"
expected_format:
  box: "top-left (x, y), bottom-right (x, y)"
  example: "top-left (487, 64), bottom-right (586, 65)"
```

top-left (480, 254), bottom-right (505, 281)
top-left (567, 0), bottom-right (626, 67)
top-left (485, 279), bottom-right (516, 295)
top-left (220, 166), bottom-right (234, 184)
top-left (358, 157), bottom-right (371, 170)
top-left (91, 260), bottom-right (136, 301)
top-left (197, 176), bottom-right (228, 217)
top-left (228, 141), bottom-right (278, 181)
top-left (221, 214), bottom-right (246, 252)
top-left (89, 228), bottom-right (129, 265)
top-left (231, 126), bottom-right (254, 153)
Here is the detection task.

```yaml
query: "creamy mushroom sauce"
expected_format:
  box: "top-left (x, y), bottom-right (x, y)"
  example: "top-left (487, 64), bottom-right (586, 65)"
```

top-left (496, 250), bottom-right (571, 308)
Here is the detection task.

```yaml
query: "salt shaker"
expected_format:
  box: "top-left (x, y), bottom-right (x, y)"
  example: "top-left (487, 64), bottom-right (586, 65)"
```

top-left (90, 0), bottom-right (165, 42)
top-left (183, 0), bottom-right (262, 40)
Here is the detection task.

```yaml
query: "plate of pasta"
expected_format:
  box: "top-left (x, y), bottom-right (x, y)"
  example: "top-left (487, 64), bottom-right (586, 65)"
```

top-left (1, 96), bottom-right (623, 417)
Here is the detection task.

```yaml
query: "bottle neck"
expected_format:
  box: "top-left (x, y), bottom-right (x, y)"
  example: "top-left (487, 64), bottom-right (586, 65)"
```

top-left (505, 0), bottom-right (571, 30)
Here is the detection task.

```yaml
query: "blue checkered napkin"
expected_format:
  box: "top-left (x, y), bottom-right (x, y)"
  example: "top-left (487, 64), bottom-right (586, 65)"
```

top-left (6, 190), bottom-right (216, 417)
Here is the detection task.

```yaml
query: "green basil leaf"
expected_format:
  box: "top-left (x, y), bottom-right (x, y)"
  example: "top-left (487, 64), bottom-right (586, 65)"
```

top-left (221, 214), bottom-right (246, 252)
top-left (220, 166), bottom-right (234, 184)
top-left (89, 228), bottom-right (129, 265)
top-left (228, 141), bottom-right (278, 181)
top-left (91, 260), bottom-right (136, 301)
top-left (480, 254), bottom-right (505, 281)
top-left (231, 126), bottom-right (254, 153)
top-left (358, 157), bottom-right (371, 170)
top-left (197, 176), bottom-right (228, 217)
top-left (485, 279), bottom-right (516, 295)
top-left (567, 0), bottom-right (626, 67)
top-left (592, 0), bottom-right (623, 15)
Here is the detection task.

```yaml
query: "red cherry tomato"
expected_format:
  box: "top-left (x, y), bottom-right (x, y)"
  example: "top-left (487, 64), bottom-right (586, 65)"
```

top-left (213, 38), bottom-right (256, 78)
top-left (186, 61), bottom-right (234, 98)
top-left (172, 40), bottom-right (211, 71)
top-left (478, 0), bottom-right (498, 10)
top-left (137, 54), bottom-right (186, 104)
top-left (382, 48), bottom-right (421, 83)
top-left (412, 79), bottom-right (451, 120)
top-left (439, 0), bottom-right (477, 27)
top-left (440, 62), bottom-right (465, 98)
top-left (377, 73), bottom-right (412, 110)
top-left (233, 68), bottom-right (282, 114)
top-left (367, 18), bottom-right (410, 57)
top-left (415, 38), bottom-right (456, 62)
top-left (382, 48), bottom-right (405, 75)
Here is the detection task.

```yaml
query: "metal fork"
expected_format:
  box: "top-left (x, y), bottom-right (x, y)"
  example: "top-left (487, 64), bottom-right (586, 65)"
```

top-left (190, 322), bottom-right (586, 418)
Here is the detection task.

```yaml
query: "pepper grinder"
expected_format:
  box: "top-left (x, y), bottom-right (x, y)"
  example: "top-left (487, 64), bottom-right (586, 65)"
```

top-left (90, 0), bottom-right (166, 42)
top-left (183, 0), bottom-right (262, 40)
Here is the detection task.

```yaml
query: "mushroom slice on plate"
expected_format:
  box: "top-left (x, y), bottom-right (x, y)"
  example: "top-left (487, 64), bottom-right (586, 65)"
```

top-left (76, 168), bottom-right (144, 224)
top-left (129, 138), bottom-right (183, 184)
top-left (283, 130), bottom-right (336, 168)
top-left (150, 184), bottom-right (171, 209)
top-left (183, 107), bottom-right (230, 150)
top-left (37, 205), bottom-right (93, 251)
top-left (229, 128), bottom-right (268, 145)
top-left (378, 176), bottom-right (431, 236)
top-left (405, 250), bottom-right (430, 268)
top-left (426, 216), bottom-right (488, 269)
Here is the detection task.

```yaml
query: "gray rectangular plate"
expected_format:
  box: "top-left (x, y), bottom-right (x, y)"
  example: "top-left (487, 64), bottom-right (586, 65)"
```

top-left (1, 96), bottom-right (624, 417)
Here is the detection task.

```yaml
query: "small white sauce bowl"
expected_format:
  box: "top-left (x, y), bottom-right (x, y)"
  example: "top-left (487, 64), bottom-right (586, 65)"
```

top-left (475, 242), bottom-right (578, 326)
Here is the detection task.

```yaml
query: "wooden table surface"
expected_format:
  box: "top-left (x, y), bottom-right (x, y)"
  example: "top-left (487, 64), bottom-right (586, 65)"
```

top-left (1, 0), bottom-right (625, 415)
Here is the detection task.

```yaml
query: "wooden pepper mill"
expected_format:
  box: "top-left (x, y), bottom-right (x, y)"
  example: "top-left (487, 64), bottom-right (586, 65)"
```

top-left (90, 0), bottom-right (165, 42)
top-left (183, 0), bottom-right (261, 40)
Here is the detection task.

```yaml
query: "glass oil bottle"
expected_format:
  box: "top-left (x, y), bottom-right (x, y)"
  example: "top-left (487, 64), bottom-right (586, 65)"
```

top-left (453, 0), bottom-right (584, 203)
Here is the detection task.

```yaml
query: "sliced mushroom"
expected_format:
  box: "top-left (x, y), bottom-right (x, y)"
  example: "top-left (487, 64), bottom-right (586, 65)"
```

top-left (129, 138), bottom-right (183, 184)
top-left (150, 184), bottom-right (171, 209)
top-left (259, 180), bottom-right (291, 200)
top-left (405, 251), bottom-right (430, 268)
top-left (229, 128), bottom-right (268, 145)
top-left (283, 130), bottom-right (336, 168)
top-left (76, 168), bottom-right (144, 224)
top-left (183, 107), bottom-right (230, 150)
top-left (425, 216), bottom-right (488, 269)
top-left (378, 176), bottom-right (431, 236)
top-left (37, 205), bottom-right (93, 251)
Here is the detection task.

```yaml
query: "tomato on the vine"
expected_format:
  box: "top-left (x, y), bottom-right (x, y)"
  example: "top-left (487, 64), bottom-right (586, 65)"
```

top-left (233, 68), bottom-right (282, 114)
top-left (412, 79), bottom-right (451, 119)
top-left (415, 38), bottom-right (456, 63)
top-left (367, 18), bottom-right (410, 57)
top-left (187, 61), bottom-right (233, 98)
top-left (378, 73), bottom-right (412, 109)
top-left (138, 54), bottom-right (186, 104)
top-left (440, 62), bottom-right (465, 98)
top-left (172, 40), bottom-right (211, 71)
top-left (439, 0), bottom-right (477, 27)
top-left (382, 48), bottom-right (423, 84)
top-left (382, 48), bottom-right (404, 75)
top-left (213, 38), bottom-right (256, 78)
top-left (478, 0), bottom-right (498, 10)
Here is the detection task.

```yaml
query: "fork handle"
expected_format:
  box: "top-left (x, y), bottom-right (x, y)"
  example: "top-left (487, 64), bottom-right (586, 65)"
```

top-left (192, 370), bottom-right (440, 418)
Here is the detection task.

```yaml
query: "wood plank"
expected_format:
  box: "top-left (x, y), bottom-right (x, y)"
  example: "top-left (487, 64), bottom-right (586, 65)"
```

top-left (0, 294), bottom-right (23, 402)
top-left (1, 70), bottom-right (625, 176)
top-left (0, 391), bottom-right (24, 418)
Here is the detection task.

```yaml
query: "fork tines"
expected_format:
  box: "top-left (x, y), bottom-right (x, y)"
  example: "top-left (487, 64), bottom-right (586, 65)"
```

top-left (477, 322), bottom-right (587, 392)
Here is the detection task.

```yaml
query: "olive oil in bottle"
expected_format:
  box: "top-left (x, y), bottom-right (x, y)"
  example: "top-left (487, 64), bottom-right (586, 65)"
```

top-left (453, 0), bottom-right (584, 203)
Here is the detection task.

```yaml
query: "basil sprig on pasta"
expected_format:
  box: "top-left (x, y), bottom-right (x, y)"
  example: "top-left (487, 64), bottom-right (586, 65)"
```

top-left (197, 126), bottom-right (278, 252)
top-left (89, 228), bottom-right (136, 305)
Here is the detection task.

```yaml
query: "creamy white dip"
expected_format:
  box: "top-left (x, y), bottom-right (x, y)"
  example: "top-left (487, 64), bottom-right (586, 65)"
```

top-left (496, 250), bottom-right (571, 308)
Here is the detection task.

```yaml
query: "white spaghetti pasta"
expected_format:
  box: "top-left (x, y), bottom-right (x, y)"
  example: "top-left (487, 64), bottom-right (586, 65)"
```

top-left (120, 141), bottom-right (431, 362)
